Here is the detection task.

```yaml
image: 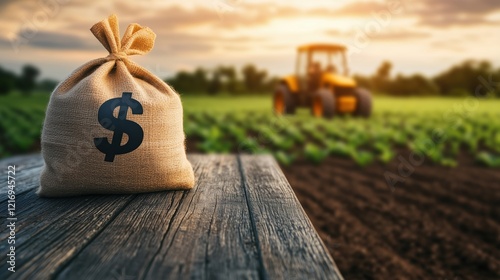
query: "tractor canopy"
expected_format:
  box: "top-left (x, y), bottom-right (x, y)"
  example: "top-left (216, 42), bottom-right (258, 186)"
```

top-left (297, 43), bottom-right (347, 53)
top-left (296, 43), bottom-right (350, 77)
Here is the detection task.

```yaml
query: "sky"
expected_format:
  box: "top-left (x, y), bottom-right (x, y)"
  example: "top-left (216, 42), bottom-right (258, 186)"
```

top-left (0, 0), bottom-right (499, 80)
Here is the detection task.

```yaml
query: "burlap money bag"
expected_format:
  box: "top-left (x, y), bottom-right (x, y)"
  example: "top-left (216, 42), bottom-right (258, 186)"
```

top-left (38, 15), bottom-right (195, 197)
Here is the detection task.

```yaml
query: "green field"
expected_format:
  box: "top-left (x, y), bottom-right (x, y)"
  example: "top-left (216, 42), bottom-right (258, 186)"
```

top-left (0, 92), bottom-right (49, 157)
top-left (181, 95), bottom-right (500, 114)
top-left (1, 92), bottom-right (500, 167)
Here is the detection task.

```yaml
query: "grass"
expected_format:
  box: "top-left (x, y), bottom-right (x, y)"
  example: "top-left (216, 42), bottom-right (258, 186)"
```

top-left (181, 94), bottom-right (270, 113)
top-left (0, 91), bottom-right (50, 109)
top-left (373, 96), bottom-right (500, 114)
top-left (181, 94), bottom-right (500, 114)
top-left (0, 92), bottom-right (49, 157)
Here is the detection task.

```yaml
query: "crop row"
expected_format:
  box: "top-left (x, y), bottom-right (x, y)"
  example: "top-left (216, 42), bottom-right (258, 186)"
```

top-left (184, 111), bottom-right (500, 167)
top-left (0, 106), bottom-right (45, 157)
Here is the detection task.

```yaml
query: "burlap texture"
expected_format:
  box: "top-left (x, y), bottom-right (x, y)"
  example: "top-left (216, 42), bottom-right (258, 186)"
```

top-left (38, 15), bottom-right (194, 197)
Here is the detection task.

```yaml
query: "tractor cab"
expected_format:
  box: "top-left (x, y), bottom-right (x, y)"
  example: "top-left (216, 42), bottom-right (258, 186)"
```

top-left (296, 44), bottom-right (350, 92)
top-left (274, 43), bottom-right (372, 118)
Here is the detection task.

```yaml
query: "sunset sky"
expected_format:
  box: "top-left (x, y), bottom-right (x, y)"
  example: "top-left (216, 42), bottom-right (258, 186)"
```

top-left (0, 0), bottom-right (499, 80)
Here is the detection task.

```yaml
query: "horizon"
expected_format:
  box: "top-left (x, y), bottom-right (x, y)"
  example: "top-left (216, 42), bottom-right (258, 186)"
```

top-left (1, 0), bottom-right (499, 80)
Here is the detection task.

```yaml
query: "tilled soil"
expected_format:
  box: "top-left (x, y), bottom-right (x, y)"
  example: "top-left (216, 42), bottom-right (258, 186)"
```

top-left (282, 153), bottom-right (500, 280)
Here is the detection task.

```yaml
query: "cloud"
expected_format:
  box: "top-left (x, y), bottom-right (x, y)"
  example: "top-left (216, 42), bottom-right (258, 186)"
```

top-left (0, 2), bottom-right (267, 55)
top-left (134, 4), bottom-right (301, 30)
top-left (425, 0), bottom-right (499, 15)
top-left (2, 0), bottom-right (500, 35)
top-left (430, 40), bottom-right (466, 52)
top-left (48, 3), bottom-right (303, 33)
top-left (375, 30), bottom-right (430, 40)
top-left (324, 29), bottom-right (344, 37)
top-left (2, 0), bottom-right (486, 56)
top-left (325, 28), bottom-right (430, 41)
top-left (25, 31), bottom-right (100, 50)
top-left (0, 37), bottom-right (13, 49)
top-left (154, 32), bottom-right (265, 55)
top-left (0, 30), bottom-right (101, 53)
top-left (154, 32), bottom-right (214, 54)
top-left (414, 0), bottom-right (500, 27)
top-left (1, 0), bottom-right (499, 81)
top-left (326, 1), bottom-right (389, 17)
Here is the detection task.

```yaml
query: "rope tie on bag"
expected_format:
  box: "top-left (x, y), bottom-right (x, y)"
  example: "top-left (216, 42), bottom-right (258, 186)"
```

top-left (106, 51), bottom-right (128, 61)
top-left (91, 14), bottom-right (156, 61)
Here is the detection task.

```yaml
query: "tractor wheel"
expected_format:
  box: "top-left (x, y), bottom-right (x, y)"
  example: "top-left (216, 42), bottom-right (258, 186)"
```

top-left (354, 88), bottom-right (372, 117)
top-left (273, 84), bottom-right (296, 115)
top-left (311, 88), bottom-right (335, 118)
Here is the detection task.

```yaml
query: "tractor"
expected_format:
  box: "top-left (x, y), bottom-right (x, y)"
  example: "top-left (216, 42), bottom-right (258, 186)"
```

top-left (273, 43), bottom-right (372, 118)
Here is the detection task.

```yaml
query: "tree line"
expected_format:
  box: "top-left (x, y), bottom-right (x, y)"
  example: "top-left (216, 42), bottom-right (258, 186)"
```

top-left (1, 60), bottom-right (499, 97)
top-left (355, 60), bottom-right (500, 97)
top-left (168, 60), bottom-right (500, 97)
top-left (0, 65), bottom-right (58, 95)
top-left (165, 64), bottom-right (278, 95)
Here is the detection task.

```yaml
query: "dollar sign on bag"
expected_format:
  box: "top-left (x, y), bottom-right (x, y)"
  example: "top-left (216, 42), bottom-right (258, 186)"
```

top-left (94, 92), bottom-right (144, 162)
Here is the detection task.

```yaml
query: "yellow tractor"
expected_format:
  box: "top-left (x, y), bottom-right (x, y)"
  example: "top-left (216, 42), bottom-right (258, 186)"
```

top-left (274, 43), bottom-right (372, 118)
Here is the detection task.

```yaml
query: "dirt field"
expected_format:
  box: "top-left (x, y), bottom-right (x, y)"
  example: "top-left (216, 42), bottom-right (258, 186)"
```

top-left (282, 151), bottom-right (500, 280)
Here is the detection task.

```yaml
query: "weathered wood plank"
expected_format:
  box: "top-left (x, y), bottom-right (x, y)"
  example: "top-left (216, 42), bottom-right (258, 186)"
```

top-left (0, 153), bottom-right (43, 170)
top-left (239, 154), bottom-right (343, 280)
top-left (0, 189), bottom-right (133, 279)
top-left (0, 154), bottom-right (43, 200)
top-left (56, 155), bottom-right (262, 280)
top-left (0, 153), bottom-right (343, 279)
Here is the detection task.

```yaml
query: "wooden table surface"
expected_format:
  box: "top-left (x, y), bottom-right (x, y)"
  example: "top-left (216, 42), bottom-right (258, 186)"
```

top-left (0, 154), bottom-right (343, 280)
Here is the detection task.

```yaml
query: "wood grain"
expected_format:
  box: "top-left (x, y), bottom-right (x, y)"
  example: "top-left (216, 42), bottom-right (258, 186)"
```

top-left (0, 190), bottom-right (134, 279)
top-left (239, 154), bottom-right (343, 280)
top-left (57, 155), bottom-right (262, 280)
top-left (0, 154), bottom-right (343, 279)
top-left (0, 154), bottom-right (43, 200)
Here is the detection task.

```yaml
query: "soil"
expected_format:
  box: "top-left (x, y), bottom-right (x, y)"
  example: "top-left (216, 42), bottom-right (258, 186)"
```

top-left (281, 151), bottom-right (500, 280)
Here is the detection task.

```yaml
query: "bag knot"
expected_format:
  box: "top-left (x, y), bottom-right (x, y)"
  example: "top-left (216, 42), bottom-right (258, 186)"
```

top-left (91, 14), bottom-right (156, 60)
top-left (106, 51), bottom-right (128, 61)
